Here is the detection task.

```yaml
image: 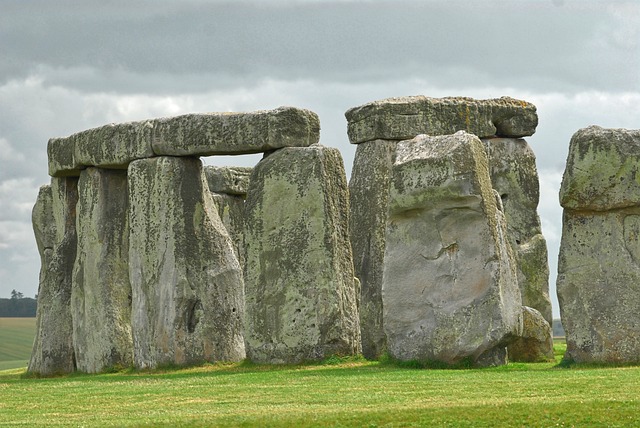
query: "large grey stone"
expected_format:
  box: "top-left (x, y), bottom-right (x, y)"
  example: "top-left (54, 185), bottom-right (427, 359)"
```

top-left (244, 145), bottom-right (361, 364)
top-left (557, 210), bottom-right (640, 363)
top-left (558, 126), bottom-right (640, 363)
top-left (47, 121), bottom-right (154, 177)
top-left (345, 96), bottom-right (538, 144)
top-left (28, 178), bottom-right (79, 375)
top-left (151, 107), bottom-right (320, 156)
top-left (560, 126), bottom-right (640, 211)
top-left (128, 156), bottom-right (245, 369)
top-left (348, 139), bottom-right (396, 359)
top-left (483, 137), bottom-right (551, 325)
top-left (204, 166), bottom-right (252, 196)
top-left (508, 306), bottom-right (554, 362)
top-left (382, 132), bottom-right (522, 366)
top-left (72, 168), bottom-right (133, 373)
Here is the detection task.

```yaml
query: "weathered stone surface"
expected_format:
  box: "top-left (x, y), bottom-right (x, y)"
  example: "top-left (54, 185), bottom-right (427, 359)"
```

top-left (508, 306), bottom-right (554, 362)
top-left (244, 145), bottom-right (361, 364)
top-left (74, 121), bottom-right (154, 170)
top-left (560, 126), bottom-right (640, 211)
top-left (152, 107), bottom-right (320, 156)
top-left (382, 132), bottom-right (522, 366)
top-left (48, 137), bottom-right (82, 177)
top-left (210, 192), bottom-right (246, 269)
top-left (72, 168), bottom-right (133, 373)
top-left (128, 156), bottom-right (245, 369)
top-left (28, 178), bottom-right (78, 375)
top-left (48, 121), bottom-right (154, 177)
top-left (557, 209), bottom-right (640, 363)
top-left (345, 96), bottom-right (538, 144)
top-left (483, 137), bottom-right (552, 324)
top-left (204, 166), bottom-right (252, 196)
top-left (348, 139), bottom-right (396, 359)
top-left (558, 126), bottom-right (640, 363)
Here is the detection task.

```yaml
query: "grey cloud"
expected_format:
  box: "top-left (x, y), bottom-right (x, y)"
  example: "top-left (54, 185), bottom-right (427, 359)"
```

top-left (1, 1), bottom-right (637, 94)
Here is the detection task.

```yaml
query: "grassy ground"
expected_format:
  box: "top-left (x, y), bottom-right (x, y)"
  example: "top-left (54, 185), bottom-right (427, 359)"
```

top-left (1, 340), bottom-right (639, 427)
top-left (0, 317), bottom-right (36, 370)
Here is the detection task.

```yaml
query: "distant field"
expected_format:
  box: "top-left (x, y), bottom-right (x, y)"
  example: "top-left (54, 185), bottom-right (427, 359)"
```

top-left (0, 317), bottom-right (36, 370)
top-left (1, 340), bottom-right (640, 427)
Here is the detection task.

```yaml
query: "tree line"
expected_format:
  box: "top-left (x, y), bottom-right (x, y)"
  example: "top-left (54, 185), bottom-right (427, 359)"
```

top-left (0, 290), bottom-right (37, 317)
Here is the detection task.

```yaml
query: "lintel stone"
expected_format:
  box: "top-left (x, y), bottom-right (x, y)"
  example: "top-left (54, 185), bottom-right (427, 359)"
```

top-left (345, 96), bottom-right (538, 144)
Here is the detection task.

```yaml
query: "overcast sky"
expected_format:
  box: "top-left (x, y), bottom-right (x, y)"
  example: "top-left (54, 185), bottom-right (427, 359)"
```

top-left (1, 0), bottom-right (638, 317)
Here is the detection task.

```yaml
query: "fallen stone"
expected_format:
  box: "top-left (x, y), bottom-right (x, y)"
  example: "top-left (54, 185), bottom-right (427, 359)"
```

top-left (244, 145), bottom-right (361, 364)
top-left (558, 126), bottom-right (640, 363)
top-left (482, 137), bottom-right (552, 324)
top-left (28, 177), bottom-right (79, 375)
top-left (204, 166), bottom-right (252, 196)
top-left (560, 126), bottom-right (640, 211)
top-left (128, 156), bottom-right (245, 369)
top-left (508, 306), bottom-right (554, 362)
top-left (151, 107), bottom-right (320, 156)
top-left (345, 96), bottom-right (538, 144)
top-left (348, 139), bottom-right (396, 359)
top-left (382, 132), bottom-right (522, 366)
top-left (72, 168), bottom-right (133, 373)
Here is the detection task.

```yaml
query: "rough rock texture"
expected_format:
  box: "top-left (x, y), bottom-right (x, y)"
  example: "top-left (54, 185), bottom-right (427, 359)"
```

top-left (128, 156), bottom-right (245, 369)
top-left (48, 121), bottom-right (154, 177)
top-left (482, 137), bottom-right (551, 324)
top-left (560, 126), bottom-right (640, 211)
top-left (382, 132), bottom-right (522, 366)
top-left (28, 178), bottom-right (79, 375)
top-left (558, 125), bottom-right (640, 364)
top-left (210, 193), bottom-right (246, 269)
top-left (348, 139), bottom-right (396, 359)
top-left (345, 96), bottom-right (538, 144)
top-left (48, 137), bottom-right (82, 177)
top-left (152, 107), bottom-right (320, 156)
top-left (204, 166), bottom-right (252, 196)
top-left (508, 306), bottom-right (554, 362)
top-left (244, 145), bottom-right (361, 364)
top-left (72, 168), bottom-right (133, 373)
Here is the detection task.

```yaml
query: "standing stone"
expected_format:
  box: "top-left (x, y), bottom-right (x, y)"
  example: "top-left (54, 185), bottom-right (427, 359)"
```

top-left (72, 168), bottom-right (133, 373)
top-left (382, 132), bottom-right (522, 366)
top-left (244, 145), bottom-right (361, 364)
top-left (482, 137), bottom-right (552, 324)
top-left (205, 166), bottom-right (252, 269)
top-left (348, 140), bottom-right (396, 359)
top-left (28, 178), bottom-right (78, 375)
top-left (128, 156), bottom-right (245, 369)
top-left (558, 126), bottom-right (640, 363)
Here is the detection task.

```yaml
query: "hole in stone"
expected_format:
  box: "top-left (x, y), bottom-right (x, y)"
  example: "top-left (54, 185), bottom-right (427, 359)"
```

top-left (515, 240), bottom-right (521, 245)
top-left (295, 308), bottom-right (301, 313)
top-left (500, 193), bottom-right (508, 201)
top-left (232, 307), bottom-right (236, 313)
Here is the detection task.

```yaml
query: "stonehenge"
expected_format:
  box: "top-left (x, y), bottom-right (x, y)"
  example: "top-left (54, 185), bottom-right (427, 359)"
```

top-left (558, 126), bottom-right (640, 364)
top-left (346, 96), bottom-right (551, 362)
top-left (30, 96), bottom-right (636, 372)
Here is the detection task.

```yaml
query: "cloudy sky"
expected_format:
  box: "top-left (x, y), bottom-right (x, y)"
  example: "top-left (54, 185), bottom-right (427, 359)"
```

top-left (1, 0), bottom-right (638, 317)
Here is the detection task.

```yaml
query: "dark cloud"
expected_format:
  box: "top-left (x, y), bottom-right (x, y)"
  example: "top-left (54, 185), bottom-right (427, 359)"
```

top-left (1, 1), bottom-right (637, 94)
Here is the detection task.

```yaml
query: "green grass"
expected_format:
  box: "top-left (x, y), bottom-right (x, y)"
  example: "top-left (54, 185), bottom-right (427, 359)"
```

top-left (0, 317), bottom-right (36, 370)
top-left (1, 340), bottom-right (639, 427)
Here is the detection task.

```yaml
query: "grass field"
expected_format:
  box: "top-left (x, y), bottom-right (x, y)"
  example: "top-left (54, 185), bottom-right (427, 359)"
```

top-left (0, 317), bottom-right (36, 370)
top-left (1, 340), bottom-right (639, 427)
